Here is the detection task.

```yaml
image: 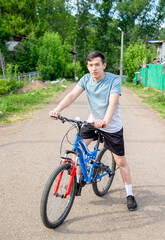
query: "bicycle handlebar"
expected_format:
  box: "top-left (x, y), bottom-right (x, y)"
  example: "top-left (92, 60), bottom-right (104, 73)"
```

top-left (51, 115), bottom-right (89, 125)
top-left (51, 115), bottom-right (106, 128)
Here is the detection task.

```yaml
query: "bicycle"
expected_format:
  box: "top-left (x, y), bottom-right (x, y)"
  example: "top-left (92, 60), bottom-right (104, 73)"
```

top-left (40, 116), bottom-right (116, 229)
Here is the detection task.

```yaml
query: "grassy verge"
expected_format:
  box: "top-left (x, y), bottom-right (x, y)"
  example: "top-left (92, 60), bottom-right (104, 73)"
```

top-left (0, 81), bottom-right (71, 124)
top-left (1, 80), bottom-right (164, 124)
top-left (122, 82), bottom-right (165, 118)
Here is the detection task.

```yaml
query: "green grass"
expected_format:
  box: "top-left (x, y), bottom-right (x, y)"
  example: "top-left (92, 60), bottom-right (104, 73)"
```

top-left (0, 81), bottom-right (71, 124)
top-left (122, 82), bottom-right (165, 118)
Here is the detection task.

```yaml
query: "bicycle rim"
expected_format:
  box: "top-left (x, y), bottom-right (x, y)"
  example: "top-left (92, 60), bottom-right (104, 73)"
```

top-left (40, 163), bottom-right (76, 228)
top-left (92, 147), bottom-right (116, 196)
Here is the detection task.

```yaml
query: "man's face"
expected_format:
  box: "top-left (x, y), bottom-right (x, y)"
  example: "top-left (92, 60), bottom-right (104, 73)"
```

top-left (87, 57), bottom-right (106, 82)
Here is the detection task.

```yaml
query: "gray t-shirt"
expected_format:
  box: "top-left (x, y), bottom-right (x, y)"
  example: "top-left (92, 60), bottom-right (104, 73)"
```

top-left (78, 72), bottom-right (123, 133)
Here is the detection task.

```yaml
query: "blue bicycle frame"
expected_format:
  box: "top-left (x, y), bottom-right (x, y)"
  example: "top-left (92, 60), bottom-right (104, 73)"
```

top-left (72, 134), bottom-right (111, 183)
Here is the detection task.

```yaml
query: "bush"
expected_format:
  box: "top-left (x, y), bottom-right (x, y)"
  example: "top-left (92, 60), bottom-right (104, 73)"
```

top-left (0, 78), bottom-right (24, 95)
top-left (0, 79), bottom-right (11, 95)
top-left (65, 61), bottom-right (85, 79)
top-left (37, 32), bottom-right (66, 80)
top-left (0, 64), bottom-right (24, 95)
top-left (11, 36), bottom-right (38, 73)
top-left (123, 40), bottom-right (153, 82)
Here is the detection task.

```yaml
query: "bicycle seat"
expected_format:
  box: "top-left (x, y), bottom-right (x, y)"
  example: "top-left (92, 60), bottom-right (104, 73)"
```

top-left (95, 130), bottom-right (104, 143)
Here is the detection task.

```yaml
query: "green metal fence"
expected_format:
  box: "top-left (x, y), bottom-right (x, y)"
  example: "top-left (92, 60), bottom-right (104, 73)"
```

top-left (139, 64), bottom-right (165, 91)
top-left (163, 73), bottom-right (165, 91)
top-left (140, 67), bottom-right (148, 87)
top-left (148, 64), bottom-right (165, 91)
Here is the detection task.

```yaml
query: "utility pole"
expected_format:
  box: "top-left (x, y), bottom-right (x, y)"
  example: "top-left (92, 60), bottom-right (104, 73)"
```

top-left (74, 39), bottom-right (77, 81)
top-left (117, 27), bottom-right (124, 82)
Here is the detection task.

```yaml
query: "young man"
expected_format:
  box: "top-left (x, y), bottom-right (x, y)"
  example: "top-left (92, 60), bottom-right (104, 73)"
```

top-left (49, 51), bottom-right (137, 211)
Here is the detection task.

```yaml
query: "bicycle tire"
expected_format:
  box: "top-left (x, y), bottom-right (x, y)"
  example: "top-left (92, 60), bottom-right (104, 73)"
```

top-left (40, 163), bottom-right (76, 228)
top-left (92, 147), bottom-right (116, 196)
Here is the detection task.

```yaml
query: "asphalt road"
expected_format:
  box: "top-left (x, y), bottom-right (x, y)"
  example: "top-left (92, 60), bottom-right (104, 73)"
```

top-left (1, 83), bottom-right (165, 240)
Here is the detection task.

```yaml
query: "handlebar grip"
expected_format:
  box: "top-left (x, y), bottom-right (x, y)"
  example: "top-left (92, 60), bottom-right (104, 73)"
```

top-left (92, 122), bottom-right (106, 128)
top-left (51, 115), bottom-right (62, 119)
top-left (51, 115), bottom-right (64, 121)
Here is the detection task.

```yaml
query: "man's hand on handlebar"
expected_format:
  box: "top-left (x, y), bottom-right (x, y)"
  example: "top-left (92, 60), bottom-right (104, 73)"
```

top-left (49, 109), bottom-right (60, 119)
top-left (93, 119), bottom-right (107, 129)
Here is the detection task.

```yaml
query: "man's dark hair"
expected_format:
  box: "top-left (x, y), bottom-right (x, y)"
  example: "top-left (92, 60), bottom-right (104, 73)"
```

top-left (86, 51), bottom-right (106, 64)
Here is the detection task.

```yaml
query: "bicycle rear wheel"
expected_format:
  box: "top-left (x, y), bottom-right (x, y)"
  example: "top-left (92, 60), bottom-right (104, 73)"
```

top-left (40, 163), bottom-right (76, 228)
top-left (92, 147), bottom-right (116, 196)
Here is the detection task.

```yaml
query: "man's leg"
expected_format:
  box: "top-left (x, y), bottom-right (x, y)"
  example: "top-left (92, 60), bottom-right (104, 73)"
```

top-left (112, 154), bottom-right (131, 185)
top-left (113, 153), bottom-right (137, 211)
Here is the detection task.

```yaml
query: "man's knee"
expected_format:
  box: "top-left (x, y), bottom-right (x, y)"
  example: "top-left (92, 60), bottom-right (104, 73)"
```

top-left (113, 155), bottom-right (127, 168)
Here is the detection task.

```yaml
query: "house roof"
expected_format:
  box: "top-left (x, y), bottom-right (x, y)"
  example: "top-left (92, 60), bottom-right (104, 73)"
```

top-left (148, 40), bottom-right (165, 44)
top-left (13, 34), bottom-right (26, 41)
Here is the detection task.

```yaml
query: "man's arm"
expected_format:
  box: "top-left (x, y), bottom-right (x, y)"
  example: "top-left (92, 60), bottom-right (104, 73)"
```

top-left (94, 93), bottom-right (120, 128)
top-left (103, 93), bottom-right (119, 124)
top-left (49, 84), bottom-right (84, 117)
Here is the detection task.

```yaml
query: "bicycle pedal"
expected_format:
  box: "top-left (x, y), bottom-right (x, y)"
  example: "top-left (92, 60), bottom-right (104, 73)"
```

top-left (79, 174), bottom-right (86, 187)
top-left (109, 172), bottom-right (115, 176)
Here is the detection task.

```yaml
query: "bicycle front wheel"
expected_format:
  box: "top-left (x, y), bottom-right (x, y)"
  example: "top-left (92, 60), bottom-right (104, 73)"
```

top-left (40, 163), bottom-right (76, 228)
top-left (92, 147), bottom-right (116, 196)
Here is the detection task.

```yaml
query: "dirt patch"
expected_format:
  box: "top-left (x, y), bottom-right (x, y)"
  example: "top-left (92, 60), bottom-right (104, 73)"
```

top-left (18, 80), bottom-right (52, 93)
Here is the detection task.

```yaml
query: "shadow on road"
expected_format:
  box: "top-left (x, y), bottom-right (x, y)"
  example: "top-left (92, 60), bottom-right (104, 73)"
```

top-left (54, 185), bottom-right (165, 234)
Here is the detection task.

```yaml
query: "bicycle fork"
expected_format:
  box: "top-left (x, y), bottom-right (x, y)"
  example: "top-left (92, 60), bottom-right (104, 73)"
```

top-left (53, 158), bottom-right (77, 198)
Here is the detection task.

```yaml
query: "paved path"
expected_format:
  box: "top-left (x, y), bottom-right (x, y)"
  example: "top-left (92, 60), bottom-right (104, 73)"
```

top-left (1, 84), bottom-right (165, 240)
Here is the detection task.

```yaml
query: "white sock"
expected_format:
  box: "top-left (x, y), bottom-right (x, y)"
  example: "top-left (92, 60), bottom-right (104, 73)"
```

top-left (125, 184), bottom-right (133, 197)
top-left (76, 175), bottom-right (81, 183)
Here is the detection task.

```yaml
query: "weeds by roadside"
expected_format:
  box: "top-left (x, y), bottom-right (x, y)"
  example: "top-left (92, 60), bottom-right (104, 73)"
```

top-left (0, 81), bottom-right (71, 124)
top-left (122, 82), bottom-right (165, 118)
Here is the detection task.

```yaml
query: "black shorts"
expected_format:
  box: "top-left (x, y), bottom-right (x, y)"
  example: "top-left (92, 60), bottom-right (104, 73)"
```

top-left (80, 125), bottom-right (125, 156)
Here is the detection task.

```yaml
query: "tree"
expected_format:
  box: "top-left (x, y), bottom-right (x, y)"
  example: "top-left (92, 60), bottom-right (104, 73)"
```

top-left (65, 61), bottom-right (85, 78)
top-left (0, 50), bottom-right (5, 77)
top-left (36, 0), bottom-right (75, 39)
top-left (158, 27), bottom-right (165, 39)
top-left (94, 0), bottom-right (116, 51)
top-left (0, 0), bottom-right (39, 36)
top-left (123, 40), bottom-right (153, 81)
top-left (37, 32), bottom-right (66, 80)
top-left (0, 0), bottom-right (73, 38)
top-left (115, 0), bottom-right (164, 43)
top-left (0, 13), bottom-right (11, 73)
top-left (155, 0), bottom-right (165, 27)
top-left (68, 0), bottom-right (97, 70)
top-left (10, 35), bottom-right (39, 73)
top-left (93, 1), bottom-right (122, 73)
